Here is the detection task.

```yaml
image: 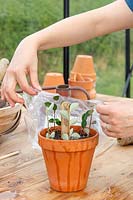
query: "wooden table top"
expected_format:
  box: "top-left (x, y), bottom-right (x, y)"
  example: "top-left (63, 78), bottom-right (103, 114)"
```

top-left (0, 94), bottom-right (133, 200)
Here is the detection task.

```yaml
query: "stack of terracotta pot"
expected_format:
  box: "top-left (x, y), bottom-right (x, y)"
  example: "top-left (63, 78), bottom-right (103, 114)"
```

top-left (68, 55), bottom-right (96, 100)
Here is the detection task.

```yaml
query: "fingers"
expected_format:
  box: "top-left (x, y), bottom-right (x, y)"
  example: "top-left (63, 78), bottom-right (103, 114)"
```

top-left (4, 93), bottom-right (17, 107)
top-left (96, 103), bottom-right (110, 115)
top-left (100, 119), bottom-right (131, 138)
top-left (100, 121), bottom-right (121, 138)
top-left (1, 67), bottom-right (38, 106)
top-left (101, 120), bottom-right (119, 132)
top-left (100, 115), bottom-right (109, 124)
top-left (29, 65), bottom-right (41, 91)
top-left (97, 103), bottom-right (122, 138)
top-left (16, 70), bottom-right (37, 95)
top-left (1, 74), bottom-right (24, 107)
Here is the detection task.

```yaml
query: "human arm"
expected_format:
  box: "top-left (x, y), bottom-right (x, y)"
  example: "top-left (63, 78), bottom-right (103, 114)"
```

top-left (1, 0), bottom-right (133, 106)
top-left (28, 0), bottom-right (133, 50)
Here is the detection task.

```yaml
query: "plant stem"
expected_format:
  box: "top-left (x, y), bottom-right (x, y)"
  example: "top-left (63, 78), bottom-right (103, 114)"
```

top-left (54, 111), bottom-right (55, 129)
top-left (46, 111), bottom-right (50, 133)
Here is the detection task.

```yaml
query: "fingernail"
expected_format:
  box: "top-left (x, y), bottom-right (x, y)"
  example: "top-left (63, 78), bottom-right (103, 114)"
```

top-left (36, 85), bottom-right (42, 91)
top-left (30, 88), bottom-right (38, 94)
top-left (10, 103), bottom-right (15, 107)
top-left (20, 99), bottom-right (24, 104)
top-left (33, 86), bottom-right (42, 93)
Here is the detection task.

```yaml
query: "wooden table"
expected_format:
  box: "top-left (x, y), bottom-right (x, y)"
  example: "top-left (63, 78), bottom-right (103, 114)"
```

top-left (0, 94), bottom-right (133, 200)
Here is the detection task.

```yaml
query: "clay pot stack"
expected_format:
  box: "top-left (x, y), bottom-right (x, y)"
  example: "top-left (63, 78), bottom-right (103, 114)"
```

top-left (43, 72), bottom-right (64, 93)
top-left (69, 55), bottom-right (96, 100)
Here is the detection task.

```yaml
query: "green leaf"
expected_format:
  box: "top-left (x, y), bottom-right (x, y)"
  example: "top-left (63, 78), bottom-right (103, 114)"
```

top-left (53, 95), bottom-right (60, 101)
top-left (70, 103), bottom-right (79, 112)
top-left (86, 109), bottom-right (94, 117)
top-left (82, 113), bottom-right (87, 121)
top-left (53, 103), bottom-right (57, 111)
top-left (55, 118), bottom-right (61, 125)
top-left (49, 118), bottom-right (54, 123)
top-left (44, 102), bottom-right (51, 107)
top-left (47, 102), bottom-right (54, 111)
top-left (81, 120), bottom-right (87, 128)
top-left (82, 110), bottom-right (94, 123)
top-left (62, 133), bottom-right (69, 140)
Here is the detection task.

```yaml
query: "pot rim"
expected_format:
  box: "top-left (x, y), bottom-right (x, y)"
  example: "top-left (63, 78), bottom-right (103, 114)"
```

top-left (38, 125), bottom-right (99, 152)
top-left (39, 125), bottom-right (98, 143)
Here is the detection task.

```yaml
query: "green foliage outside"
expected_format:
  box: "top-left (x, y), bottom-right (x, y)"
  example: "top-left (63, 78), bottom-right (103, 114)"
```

top-left (0, 0), bottom-right (132, 96)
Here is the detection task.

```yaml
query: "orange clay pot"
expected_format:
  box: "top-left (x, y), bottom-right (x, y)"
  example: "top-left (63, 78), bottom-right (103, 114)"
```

top-left (81, 73), bottom-right (96, 82)
top-left (68, 78), bottom-right (95, 100)
top-left (38, 125), bottom-right (99, 192)
top-left (56, 84), bottom-right (70, 97)
top-left (71, 55), bottom-right (96, 75)
top-left (70, 71), bottom-right (96, 83)
top-left (43, 73), bottom-right (64, 93)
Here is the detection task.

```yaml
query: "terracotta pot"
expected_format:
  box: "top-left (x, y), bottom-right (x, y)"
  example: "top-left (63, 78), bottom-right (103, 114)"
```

top-left (43, 73), bottom-right (64, 93)
top-left (71, 55), bottom-right (96, 75)
top-left (68, 78), bottom-right (95, 100)
top-left (70, 71), bottom-right (96, 83)
top-left (38, 125), bottom-right (99, 192)
top-left (56, 84), bottom-right (70, 97)
top-left (82, 73), bottom-right (96, 82)
top-left (70, 73), bottom-right (85, 81)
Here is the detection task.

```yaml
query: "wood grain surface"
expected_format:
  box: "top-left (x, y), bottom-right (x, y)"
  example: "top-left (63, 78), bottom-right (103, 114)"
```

top-left (0, 94), bottom-right (133, 200)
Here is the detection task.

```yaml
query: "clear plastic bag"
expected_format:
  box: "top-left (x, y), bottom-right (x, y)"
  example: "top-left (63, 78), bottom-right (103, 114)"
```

top-left (23, 91), bottom-right (103, 150)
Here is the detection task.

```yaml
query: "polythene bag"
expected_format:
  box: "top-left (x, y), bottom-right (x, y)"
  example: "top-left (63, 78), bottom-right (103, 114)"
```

top-left (23, 91), bottom-right (103, 150)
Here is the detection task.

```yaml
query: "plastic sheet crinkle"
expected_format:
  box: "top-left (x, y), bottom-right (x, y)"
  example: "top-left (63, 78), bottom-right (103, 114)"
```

top-left (23, 91), bottom-right (102, 149)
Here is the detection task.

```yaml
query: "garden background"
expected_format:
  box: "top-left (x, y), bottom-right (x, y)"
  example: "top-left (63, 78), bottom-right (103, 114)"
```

top-left (0, 0), bottom-right (133, 96)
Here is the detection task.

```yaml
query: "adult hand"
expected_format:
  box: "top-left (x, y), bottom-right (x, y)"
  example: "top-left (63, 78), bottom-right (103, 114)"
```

top-left (1, 37), bottom-right (41, 107)
top-left (96, 101), bottom-right (133, 138)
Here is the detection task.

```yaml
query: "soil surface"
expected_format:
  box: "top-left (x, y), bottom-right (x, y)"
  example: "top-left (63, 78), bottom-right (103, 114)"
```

top-left (48, 128), bottom-right (93, 140)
